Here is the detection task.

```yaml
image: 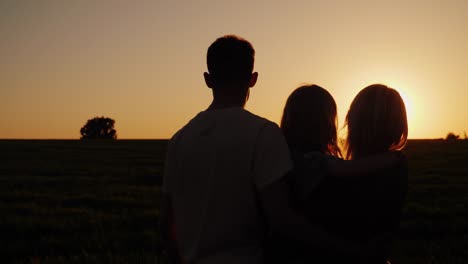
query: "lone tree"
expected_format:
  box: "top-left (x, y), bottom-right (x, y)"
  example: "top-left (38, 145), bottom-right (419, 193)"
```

top-left (80, 116), bottom-right (117, 139)
top-left (445, 132), bottom-right (459, 141)
top-left (465, 131), bottom-right (467, 140)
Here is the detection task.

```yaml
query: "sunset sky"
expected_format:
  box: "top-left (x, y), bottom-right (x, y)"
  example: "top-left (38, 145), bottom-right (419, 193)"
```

top-left (1, 0), bottom-right (467, 139)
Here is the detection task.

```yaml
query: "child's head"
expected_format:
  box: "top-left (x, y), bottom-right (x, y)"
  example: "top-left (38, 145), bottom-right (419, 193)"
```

top-left (205, 35), bottom-right (257, 95)
top-left (281, 85), bottom-right (341, 157)
top-left (345, 84), bottom-right (408, 159)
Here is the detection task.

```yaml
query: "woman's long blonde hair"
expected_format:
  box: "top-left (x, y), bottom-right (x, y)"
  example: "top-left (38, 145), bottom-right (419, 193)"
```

top-left (345, 84), bottom-right (408, 159)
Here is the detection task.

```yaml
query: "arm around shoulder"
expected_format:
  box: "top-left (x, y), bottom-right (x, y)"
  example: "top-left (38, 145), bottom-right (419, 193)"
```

top-left (325, 151), bottom-right (404, 178)
top-left (258, 178), bottom-right (363, 256)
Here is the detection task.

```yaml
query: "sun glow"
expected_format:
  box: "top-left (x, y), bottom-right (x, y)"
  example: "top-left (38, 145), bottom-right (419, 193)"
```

top-left (398, 90), bottom-right (413, 124)
top-left (398, 91), bottom-right (414, 137)
top-left (342, 76), bottom-right (420, 139)
top-left (386, 84), bottom-right (417, 139)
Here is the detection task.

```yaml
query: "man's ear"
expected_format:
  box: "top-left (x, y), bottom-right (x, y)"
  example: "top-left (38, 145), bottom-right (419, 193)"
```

top-left (204, 72), bottom-right (214, 88)
top-left (249, 72), bottom-right (258, 88)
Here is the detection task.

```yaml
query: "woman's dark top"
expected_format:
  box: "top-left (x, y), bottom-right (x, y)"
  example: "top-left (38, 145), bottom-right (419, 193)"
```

top-left (266, 147), bottom-right (408, 264)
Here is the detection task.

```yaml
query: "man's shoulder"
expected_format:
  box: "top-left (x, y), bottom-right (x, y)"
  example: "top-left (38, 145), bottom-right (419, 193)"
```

top-left (168, 108), bottom-right (279, 144)
top-left (168, 112), bottom-right (205, 141)
top-left (185, 108), bottom-right (276, 130)
top-left (231, 109), bottom-right (283, 139)
top-left (239, 108), bottom-right (274, 126)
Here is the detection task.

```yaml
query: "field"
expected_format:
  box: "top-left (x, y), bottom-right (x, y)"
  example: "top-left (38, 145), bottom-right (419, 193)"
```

top-left (0, 139), bottom-right (467, 263)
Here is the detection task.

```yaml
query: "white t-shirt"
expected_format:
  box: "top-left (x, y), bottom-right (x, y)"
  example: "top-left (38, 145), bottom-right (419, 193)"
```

top-left (163, 107), bottom-right (292, 264)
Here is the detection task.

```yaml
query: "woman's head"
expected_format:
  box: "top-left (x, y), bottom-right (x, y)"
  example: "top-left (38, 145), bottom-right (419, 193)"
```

top-left (281, 85), bottom-right (341, 157)
top-left (345, 84), bottom-right (408, 159)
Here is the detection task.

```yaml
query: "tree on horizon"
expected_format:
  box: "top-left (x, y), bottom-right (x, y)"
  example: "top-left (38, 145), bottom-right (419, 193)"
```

top-left (445, 132), bottom-right (459, 141)
top-left (80, 116), bottom-right (117, 140)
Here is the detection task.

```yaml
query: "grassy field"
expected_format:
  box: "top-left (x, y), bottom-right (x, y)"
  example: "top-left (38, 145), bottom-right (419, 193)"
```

top-left (392, 140), bottom-right (468, 263)
top-left (0, 139), bottom-right (467, 263)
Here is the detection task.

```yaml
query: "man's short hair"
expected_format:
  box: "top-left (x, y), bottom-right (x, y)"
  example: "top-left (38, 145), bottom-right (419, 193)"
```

top-left (207, 35), bottom-right (255, 87)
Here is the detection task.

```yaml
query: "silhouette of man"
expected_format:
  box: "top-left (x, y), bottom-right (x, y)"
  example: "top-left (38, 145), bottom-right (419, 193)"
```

top-left (161, 35), bottom-right (356, 264)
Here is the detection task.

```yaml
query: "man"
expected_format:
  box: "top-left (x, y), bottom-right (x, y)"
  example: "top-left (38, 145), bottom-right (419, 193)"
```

top-left (160, 35), bottom-right (364, 264)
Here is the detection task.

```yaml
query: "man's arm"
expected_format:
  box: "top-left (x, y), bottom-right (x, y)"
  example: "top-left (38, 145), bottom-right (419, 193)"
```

top-left (159, 194), bottom-right (182, 264)
top-left (159, 133), bottom-right (183, 264)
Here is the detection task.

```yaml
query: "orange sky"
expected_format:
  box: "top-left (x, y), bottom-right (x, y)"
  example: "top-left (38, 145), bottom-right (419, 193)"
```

top-left (1, 0), bottom-right (467, 139)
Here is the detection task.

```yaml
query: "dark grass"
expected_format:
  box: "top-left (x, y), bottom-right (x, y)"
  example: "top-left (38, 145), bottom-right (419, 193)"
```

top-left (0, 139), bottom-right (467, 263)
top-left (390, 140), bottom-right (468, 264)
top-left (0, 140), bottom-right (167, 263)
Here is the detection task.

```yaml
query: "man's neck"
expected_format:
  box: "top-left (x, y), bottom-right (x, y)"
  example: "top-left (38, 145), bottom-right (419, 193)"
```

top-left (207, 91), bottom-right (247, 111)
top-left (207, 100), bottom-right (244, 111)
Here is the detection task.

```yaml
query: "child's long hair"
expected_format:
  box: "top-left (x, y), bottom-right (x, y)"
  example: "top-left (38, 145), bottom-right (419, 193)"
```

top-left (345, 84), bottom-right (408, 159)
top-left (281, 85), bottom-right (342, 157)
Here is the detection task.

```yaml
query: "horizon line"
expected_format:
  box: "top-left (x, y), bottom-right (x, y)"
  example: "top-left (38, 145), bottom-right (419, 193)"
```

top-left (0, 138), bottom-right (453, 141)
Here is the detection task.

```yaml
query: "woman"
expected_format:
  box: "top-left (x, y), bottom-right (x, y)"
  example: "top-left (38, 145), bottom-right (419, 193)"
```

top-left (338, 84), bottom-right (408, 263)
top-left (279, 84), bottom-right (408, 263)
top-left (280, 85), bottom-right (344, 203)
top-left (264, 84), bottom-right (342, 264)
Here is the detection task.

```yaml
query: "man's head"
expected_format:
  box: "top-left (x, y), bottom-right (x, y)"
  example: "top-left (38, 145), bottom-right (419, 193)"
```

top-left (204, 35), bottom-right (258, 103)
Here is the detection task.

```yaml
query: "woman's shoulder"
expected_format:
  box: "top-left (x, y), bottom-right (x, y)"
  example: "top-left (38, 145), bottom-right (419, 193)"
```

top-left (288, 150), bottom-right (350, 202)
top-left (288, 150), bottom-right (330, 200)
